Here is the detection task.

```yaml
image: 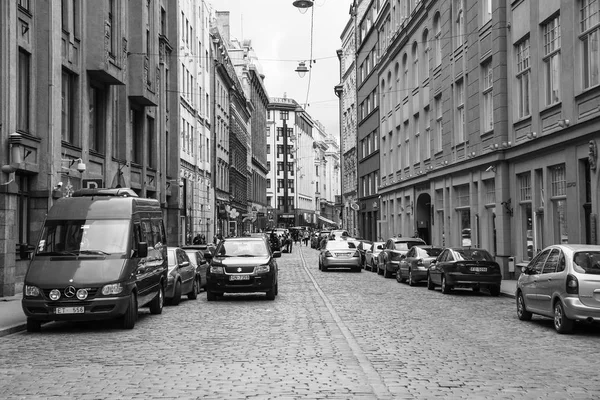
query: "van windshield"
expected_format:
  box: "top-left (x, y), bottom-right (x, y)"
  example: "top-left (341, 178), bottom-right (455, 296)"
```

top-left (36, 219), bottom-right (130, 256)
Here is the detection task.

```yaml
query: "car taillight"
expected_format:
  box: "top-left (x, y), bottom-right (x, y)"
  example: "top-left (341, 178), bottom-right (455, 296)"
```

top-left (416, 259), bottom-right (424, 266)
top-left (353, 251), bottom-right (360, 257)
top-left (566, 274), bottom-right (578, 294)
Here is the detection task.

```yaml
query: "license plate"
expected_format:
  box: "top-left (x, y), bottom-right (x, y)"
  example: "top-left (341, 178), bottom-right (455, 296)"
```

top-left (470, 267), bottom-right (487, 272)
top-left (55, 306), bottom-right (84, 314)
top-left (230, 275), bottom-right (250, 281)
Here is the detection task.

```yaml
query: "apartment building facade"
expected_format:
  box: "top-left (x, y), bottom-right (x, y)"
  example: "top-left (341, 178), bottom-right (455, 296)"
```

top-left (372, 0), bottom-right (599, 278)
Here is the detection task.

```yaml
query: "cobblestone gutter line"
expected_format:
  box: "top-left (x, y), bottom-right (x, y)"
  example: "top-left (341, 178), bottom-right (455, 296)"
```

top-left (298, 247), bottom-right (408, 400)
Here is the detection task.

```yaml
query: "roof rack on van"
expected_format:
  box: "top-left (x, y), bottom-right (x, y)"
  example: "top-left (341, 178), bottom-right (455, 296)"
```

top-left (72, 188), bottom-right (139, 198)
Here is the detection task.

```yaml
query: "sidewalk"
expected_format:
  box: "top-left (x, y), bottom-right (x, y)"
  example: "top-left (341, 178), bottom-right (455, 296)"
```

top-left (0, 280), bottom-right (518, 337)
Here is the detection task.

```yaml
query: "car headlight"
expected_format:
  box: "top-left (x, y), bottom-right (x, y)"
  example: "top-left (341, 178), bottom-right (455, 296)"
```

top-left (25, 285), bottom-right (40, 297)
top-left (49, 289), bottom-right (61, 300)
top-left (255, 264), bottom-right (270, 274)
top-left (102, 283), bottom-right (124, 295)
top-left (210, 265), bottom-right (225, 274)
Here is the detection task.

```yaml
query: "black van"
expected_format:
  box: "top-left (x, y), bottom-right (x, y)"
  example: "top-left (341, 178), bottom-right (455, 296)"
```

top-left (22, 188), bottom-right (168, 331)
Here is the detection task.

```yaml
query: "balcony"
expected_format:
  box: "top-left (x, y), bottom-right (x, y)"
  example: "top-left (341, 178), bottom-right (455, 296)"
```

top-left (85, 3), bottom-right (126, 85)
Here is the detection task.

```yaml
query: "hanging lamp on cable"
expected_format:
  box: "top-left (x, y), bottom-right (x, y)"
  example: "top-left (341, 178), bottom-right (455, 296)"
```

top-left (293, 0), bottom-right (314, 13)
top-left (295, 61), bottom-right (309, 78)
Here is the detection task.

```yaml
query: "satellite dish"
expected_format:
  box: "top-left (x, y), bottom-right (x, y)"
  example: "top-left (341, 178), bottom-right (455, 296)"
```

top-left (350, 202), bottom-right (360, 211)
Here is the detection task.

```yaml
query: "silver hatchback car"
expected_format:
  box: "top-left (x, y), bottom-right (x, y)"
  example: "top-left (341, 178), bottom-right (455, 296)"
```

top-left (516, 244), bottom-right (600, 334)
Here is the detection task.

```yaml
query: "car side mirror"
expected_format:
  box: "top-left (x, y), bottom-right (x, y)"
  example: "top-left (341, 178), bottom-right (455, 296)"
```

top-left (180, 260), bottom-right (190, 268)
top-left (137, 242), bottom-right (148, 258)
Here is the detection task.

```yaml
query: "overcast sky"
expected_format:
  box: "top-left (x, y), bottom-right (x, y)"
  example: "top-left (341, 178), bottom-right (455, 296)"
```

top-left (208, 0), bottom-right (353, 141)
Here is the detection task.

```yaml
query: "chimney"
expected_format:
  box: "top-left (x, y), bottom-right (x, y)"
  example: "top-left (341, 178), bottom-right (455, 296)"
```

top-left (215, 11), bottom-right (230, 44)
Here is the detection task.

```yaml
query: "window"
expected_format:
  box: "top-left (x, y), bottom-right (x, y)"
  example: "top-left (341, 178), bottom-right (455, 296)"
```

top-left (131, 108), bottom-right (143, 164)
top-left (544, 16), bottom-right (561, 105)
top-left (516, 38), bottom-right (531, 118)
top-left (423, 30), bottom-right (430, 80)
top-left (18, 0), bottom-right (30, 11)
top-left (550, 164), bottom-right (566, 197)
top-left (519, 172), bottom-right (532, 201)
top-left (434, 13), bottom-right (442, 66)
top-left (277, 179), bottom-right (284, 190)
top-left (482, 61), bottom-right (494, 132)
top-left (61, 69), bottom-right (77, 144)
top-left (403, 54), bottom-right (409, 94)
top-left (581, 0), bottom-right (600, 88)
top-left (482, 0), bottom-right (492, 24)
top-left (455, 80), bottom-right (465, 143)
top-left (408, 44), bottom-right (417, 91)
top-left (414, 114), bottom-right (420, 163)
top-left (89, 85), bottom-right (105, 153)
top-left (17, 49), bottom-right (30, 133)
top-left (277, 145), bottom-right (283, 156)
top-left (455, 0), bottom-right (465, 48)
top-left (424, 106), bottom-right (431, 158)
top-left (435, 95), bottom-right (443, 152)
top-left (267, 179), bottom-right (271, 189)
top-left (147, 116), bottom-right (156, 168)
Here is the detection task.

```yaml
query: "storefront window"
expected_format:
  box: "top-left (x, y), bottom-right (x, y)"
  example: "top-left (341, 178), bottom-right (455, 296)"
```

top-left (555, 199), bottom-right (568, 244)
top-left (522, 203), bottom-right (533, 260)
top-left (459, 209), bottom-right (471, 246)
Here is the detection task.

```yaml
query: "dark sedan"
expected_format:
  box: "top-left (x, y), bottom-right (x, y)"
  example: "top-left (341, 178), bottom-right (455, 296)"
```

top-left (427, 247), bottom-right (502, 296)
top-left (205, 237), bottom-right (280, 301)
top-left (397, 245), bottom-right (444, 286)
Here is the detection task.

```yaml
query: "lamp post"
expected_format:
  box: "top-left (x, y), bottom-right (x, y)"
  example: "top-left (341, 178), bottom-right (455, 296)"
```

top-left (281, 110), bottom-right (289, 226)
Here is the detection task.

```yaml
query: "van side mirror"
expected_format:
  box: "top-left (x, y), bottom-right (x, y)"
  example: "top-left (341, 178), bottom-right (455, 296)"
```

top-left (137, 242), bottom-right (148, 258)
top-left (19, 243), bottom-right (32, 260)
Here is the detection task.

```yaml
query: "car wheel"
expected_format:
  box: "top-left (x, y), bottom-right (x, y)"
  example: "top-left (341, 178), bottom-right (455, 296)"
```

top-left (516, 292), bottom-right (532, 321)
top-left (377, 264), bottom-right (383, 275)
top-left (427, 274), bottom-right (435, 290)
top-left (188, 277), bottom-right (198, 300)
top-left (322, 264), bottom-right (328, 272)
top-left (26, 318), bottom-right (42, 333)
top-left (441, 275), bottom-right (451, 294)
top-left (171, 280), bottom-right (182, 305)
top-left (554, 301), bottom-right (574, 334)
top-left (120, 293), bottom-right (137, 330)
top-left (149, 285), bottom-right (164, 314)
top-left (408, 270), bottom-right (415, 286)
top-left (372, 261), bottom-right (377, 272)
top-left (266, 287), bottom-right (276, 300)
top-left (383, 267), bottom-right (392, 278)
top-left (207, 291), bottom-right (216, 301)
top-left (488, 285), bottom-right (500, 297)
top-left (274, 282), bottom-right (279, 296)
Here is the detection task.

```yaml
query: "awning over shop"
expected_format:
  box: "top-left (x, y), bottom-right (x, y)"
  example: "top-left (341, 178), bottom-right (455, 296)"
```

top-left (318, 215), bottom-right (336, 225)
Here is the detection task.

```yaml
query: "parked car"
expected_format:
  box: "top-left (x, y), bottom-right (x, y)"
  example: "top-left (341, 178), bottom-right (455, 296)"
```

top-left (22, 188), bottom-right (167, 332)
top-left (166, 247), bottom-right (198, 305)
top-left (318, 239), bottom-right (361, 272)
top-left (205, 236), bottom-right (280, 301)
top-left (377, 237), bottom-right (427, 278)
top-left (364, 242), bottom-right (385, 272)
top-left (329, 229), bottom-right (350, 240)
top-left (356, 240), bottom-right (373, 269)
top-left (397, 245), bottom-right (444, 286)
top-left (181, 245), bottom-right (210, 290)
top-left (516, 244), bottom-right (600, 334)
top-left (312, 230), bottom-right (331, 249)
top-left (427, 247), bottom-right (502, 296)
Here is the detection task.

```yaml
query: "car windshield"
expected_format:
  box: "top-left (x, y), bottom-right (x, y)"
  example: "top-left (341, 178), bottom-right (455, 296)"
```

top-left (215, 240), bottom-right (269, 257)
top-left (327, 241), bottom-right (356, 250)
top-left (573, 252), bottom-right (600, 274)
top-left (455, 249), bottom-right (494, 261)
top-left (36, 219), bottom-right (130, 255)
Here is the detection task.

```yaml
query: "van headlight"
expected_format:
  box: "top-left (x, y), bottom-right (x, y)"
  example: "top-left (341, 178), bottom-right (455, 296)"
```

top-left (255, 264), bottom-right (270, 274)
top-left (102, 283), bottom-right (124, 295)
top-left (25, 285), bottom-right (40, 297)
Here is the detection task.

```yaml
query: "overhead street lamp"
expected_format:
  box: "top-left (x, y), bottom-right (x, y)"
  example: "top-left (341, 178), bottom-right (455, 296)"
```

top-left (292, 0), bottom-right (314, 13)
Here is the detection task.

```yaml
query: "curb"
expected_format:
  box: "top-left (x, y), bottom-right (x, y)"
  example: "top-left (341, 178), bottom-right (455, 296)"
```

top-left (0, 323), bottom-right (27, 338)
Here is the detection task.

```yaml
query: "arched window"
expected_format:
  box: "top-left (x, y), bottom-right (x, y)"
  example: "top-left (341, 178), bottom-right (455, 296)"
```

top-left (434, 12), bottom-right (442, 66)
top-left (402, 53), bottom-right (409, 96)
top-left (387, 70), bottom-right (393, 111)
top-left (412, 41), bottom-right (419, 88)
top-left (423, 29), bottom-right (430, 79)
top-left (395, 62), bottom-right (401, 106)
top-left (381, 78), bottom-right (386, 115)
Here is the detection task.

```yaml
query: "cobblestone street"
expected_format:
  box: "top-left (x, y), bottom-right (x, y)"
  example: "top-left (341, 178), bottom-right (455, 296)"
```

top-left (1, 245), bottom-right (600, 399)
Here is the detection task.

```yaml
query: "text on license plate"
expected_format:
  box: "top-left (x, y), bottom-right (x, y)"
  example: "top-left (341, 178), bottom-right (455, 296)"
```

top-left (230, 275), bottom-right (250, 281)
top-left (470, 267), bottom-right (487, 272)
top-left (55, 307), bottom-right (85, 314)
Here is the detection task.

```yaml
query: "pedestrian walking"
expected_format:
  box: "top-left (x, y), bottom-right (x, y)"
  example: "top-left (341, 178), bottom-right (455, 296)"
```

top-left (303, 230), bottom-right (310, 246)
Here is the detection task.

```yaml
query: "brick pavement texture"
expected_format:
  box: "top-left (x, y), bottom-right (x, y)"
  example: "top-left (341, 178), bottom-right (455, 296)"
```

top-left (1, 246), bottom-right (600, 399)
